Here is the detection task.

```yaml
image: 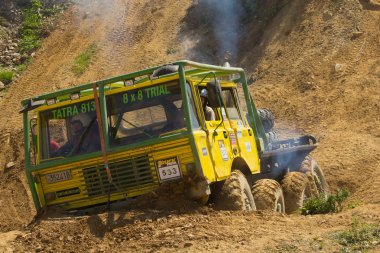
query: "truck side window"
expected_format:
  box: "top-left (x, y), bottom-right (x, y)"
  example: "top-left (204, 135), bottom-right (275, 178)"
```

top-left (43, 119), bottom-right (68, 158)
top-left (40, 107), bottom-right (100, 160)
top-left (222, 88), bottom-right (241, 120)
top-left (186, 83), bottom-right (201, 129)
top-left (197, 86), bottom-right (219, 121)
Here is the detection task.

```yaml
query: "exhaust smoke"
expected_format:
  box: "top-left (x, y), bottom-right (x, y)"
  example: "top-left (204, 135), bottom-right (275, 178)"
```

top-left (204, 0), bottom-right (244, 64)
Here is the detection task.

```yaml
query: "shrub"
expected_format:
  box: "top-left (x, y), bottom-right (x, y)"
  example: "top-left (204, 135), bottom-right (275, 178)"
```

top-left (166, 47), bottom-right (177, 55)
top-left (17, 0), bottom-right (71, 67)
top-left (0, 16), bottom-right (6, 26)
top-left (0, 69), bottom-right (14, 85)
top-left (337, 217), bottom-right (380, 252)
top-left (301, 189), bottom-right (349, 215)
top-left (16, 63), bottom-right (28, 73)
top-left (19, 0), bottom-right (43, 54)
top-left (71, 44), bottom-right (98, 76)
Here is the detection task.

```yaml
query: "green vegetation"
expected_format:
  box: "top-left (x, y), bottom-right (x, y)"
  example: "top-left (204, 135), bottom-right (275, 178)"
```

top-left (301, 189), bottom-right (349, 215)
top-left (348, 200), bottom-right (362, 209)
top-left (71, 44), bottom-right (98, 76)
top-left (166, 47), bottom-right (177, 55)
top-left (337, 217), bottom-right (380, 252)
top-left (16, 62), bottom-right (28, 73)
top-left (19, 0), bottom-right (69, 55)
top-left (0, 16), bottom-right (6, 26)
top-left (0, 69), bottom-right (14, 85)
top-left (0, 29), bottom-right (6, 40)
top-left (19, 0), bottom-right (43, 54)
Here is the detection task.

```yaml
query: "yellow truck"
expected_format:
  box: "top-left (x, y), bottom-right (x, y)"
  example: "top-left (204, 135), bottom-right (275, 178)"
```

top-left (20, 60), bottom-right (328, 213)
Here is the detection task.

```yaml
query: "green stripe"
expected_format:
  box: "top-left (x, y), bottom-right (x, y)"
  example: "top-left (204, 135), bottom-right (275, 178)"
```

top-left (30, 132), bottom-right (190, 171)
top-left (23, 112), bottom-right (41, 211)
top-left (178, 64), bottom-right (203, 178)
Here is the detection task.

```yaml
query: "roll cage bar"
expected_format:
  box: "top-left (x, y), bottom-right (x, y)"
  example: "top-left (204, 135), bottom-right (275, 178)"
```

top-left (21, 60), bottom-right (269, 148)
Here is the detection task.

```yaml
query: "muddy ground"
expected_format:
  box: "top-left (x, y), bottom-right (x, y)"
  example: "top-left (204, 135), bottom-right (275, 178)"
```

top-left (0, 0), bottom-right (379, 252)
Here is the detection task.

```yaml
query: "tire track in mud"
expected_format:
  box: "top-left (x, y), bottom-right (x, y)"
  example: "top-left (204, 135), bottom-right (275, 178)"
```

top-left (0, 0), bottom-right (380, 251)
top-left (0, 0), bottom-right (193, 233)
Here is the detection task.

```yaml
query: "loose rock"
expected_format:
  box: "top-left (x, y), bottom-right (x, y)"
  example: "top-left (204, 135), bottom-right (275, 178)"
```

top-left (322, 11), bottom-right (333, 21)
top-left (352, 30), bottom-right (363, 39)
top-left (6, 162), bottom-right (15, 169)
top-left (334, 63), bottom-right (345, 73)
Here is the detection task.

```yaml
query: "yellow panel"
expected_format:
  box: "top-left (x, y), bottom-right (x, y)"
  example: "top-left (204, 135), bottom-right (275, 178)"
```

top-left (36, 138), bottom-right (193, 209)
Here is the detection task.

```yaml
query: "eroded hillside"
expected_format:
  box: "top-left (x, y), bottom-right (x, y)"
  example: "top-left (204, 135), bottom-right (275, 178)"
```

top-left (0, 0), bottom-right (379, 252)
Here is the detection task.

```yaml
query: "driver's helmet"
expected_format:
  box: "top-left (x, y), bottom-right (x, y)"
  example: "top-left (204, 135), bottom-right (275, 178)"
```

top-left (200, 89), bottom-right (208, 98)
top-left (70, 113), bottom-right (92, 128)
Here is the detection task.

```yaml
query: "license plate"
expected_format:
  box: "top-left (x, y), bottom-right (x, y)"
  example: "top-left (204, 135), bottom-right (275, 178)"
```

top-left (156, 157), bottom-right (182, 182)
top-left (45, 170), bottom-right (72, 184)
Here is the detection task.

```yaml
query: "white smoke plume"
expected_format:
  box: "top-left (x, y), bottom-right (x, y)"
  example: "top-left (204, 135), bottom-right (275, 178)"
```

top-left (204, 0), bottom-right (244, 63)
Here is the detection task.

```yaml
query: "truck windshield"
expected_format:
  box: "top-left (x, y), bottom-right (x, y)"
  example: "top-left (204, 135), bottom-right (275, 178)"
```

top-left (40, 100), bottom-right (101, 160)
top-left (38, 81), bottom-right (190, 160)
top-left (107, 81), bottom-right (186, 147)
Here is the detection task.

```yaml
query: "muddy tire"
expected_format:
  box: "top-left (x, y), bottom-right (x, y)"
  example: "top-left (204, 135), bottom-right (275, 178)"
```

top-left (257, 108), bottom-right (274, 132)
top-left (252, 179), bottom-right (285, 213)
top-left (299, 156), bottom-right (329, 198)
top-left (216, 170), bottom-right (256, 211)
top-left (266, 131), bottom-right (278, 142)
top-left (282, 172), bottom-right (309, 214)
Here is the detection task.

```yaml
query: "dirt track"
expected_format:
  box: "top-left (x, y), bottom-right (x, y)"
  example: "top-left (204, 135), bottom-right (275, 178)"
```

top-left (0, 0), bottom-right (379, 252)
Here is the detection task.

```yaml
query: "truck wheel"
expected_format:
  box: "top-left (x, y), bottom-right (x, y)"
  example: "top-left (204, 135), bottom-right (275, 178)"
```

top-left (282, 172), bottom-right (309, 214)
top-left (216, 170), bottom-right (256, 211)
top-left (299, 156), bottom-right (329, 198)
top-left (252, 179), bottom-right (285, 213)
top-left (266, 131), bottom-right (278, 142)
top-left (257, 108), bottom-right (274, 132)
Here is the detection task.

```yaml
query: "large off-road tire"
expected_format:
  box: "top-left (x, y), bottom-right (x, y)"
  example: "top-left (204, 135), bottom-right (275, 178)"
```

top-left (266, 131), bottom-right (278, 142)
top-left (257, 108), bottom-right (274, 132)
top-left (282, 172), bottom-right (309, 214)
top-left (299, 156), bottom-right (329, 198)
top-left (216, 170), bottom-right (256, 211)
top-left (252, 179), bottom-right (285, 213)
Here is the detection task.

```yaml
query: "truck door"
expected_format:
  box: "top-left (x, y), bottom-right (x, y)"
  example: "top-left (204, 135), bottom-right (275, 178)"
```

top-left (221, 88), bottom-right (259, 174)
top-left (196, 86), bottom-right (234, 180)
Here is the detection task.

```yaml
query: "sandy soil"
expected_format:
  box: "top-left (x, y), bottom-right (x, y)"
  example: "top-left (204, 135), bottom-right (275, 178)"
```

top-left (0, 0), bottom-right (379, 252)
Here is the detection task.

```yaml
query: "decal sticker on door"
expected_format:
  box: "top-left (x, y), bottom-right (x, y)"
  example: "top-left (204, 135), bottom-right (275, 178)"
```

top-left (218, 140), bottom-right (229, 161)
top-left (202, 147), bottom-right (208, 156)
top-left (245, 142), bottom-right (252, 152)
top-left (229, 132), bottom-right (237, 145)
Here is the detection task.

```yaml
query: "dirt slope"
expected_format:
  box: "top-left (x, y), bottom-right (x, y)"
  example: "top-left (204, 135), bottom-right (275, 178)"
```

top-left (0, 0), bottom-right (379, 252)
top-left (0, 0), bottom-right (193, 237)
top-left (247, 0), bottom-right (380, 203)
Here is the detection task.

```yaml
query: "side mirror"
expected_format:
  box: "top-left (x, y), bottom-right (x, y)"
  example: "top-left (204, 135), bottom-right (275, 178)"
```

top-left (31, 121), bottom-right (37, 136)
top-left (206, 80), bottom-right (222, 107)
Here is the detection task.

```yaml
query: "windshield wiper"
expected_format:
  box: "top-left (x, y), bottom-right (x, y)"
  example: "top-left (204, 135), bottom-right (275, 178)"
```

top-left (122, 118), bottom-right (153, 138)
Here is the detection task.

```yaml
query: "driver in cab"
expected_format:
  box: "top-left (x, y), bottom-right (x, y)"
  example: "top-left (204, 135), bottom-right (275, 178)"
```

top-left (51, 114), bottom-right (100, 157)
top-left (200, 89), bottom-right (215, 121)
